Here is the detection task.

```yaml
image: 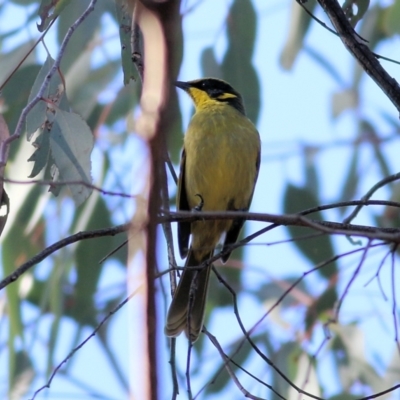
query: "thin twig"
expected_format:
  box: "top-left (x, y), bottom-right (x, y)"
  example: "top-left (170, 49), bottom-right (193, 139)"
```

top-left (210, 266), bottom-right (324, 400)
top-left (0, 224), bottom-right (129, 291)
top-left (390, 246), bottom-right (400, 354)
top-left (334, 239), bottom-right (372, 320)
top-left (2, 177), bottom-right (136, 198)
top-left (203, 328), bottom-right (265, 400)
top-left (344, 173), bottom-right (400, 224)
top-left (29, 291), bottom-right (136, 400)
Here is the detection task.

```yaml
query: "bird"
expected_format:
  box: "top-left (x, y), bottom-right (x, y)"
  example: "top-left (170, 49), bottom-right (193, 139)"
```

top-left (165, 78), bottom-right (261, 342)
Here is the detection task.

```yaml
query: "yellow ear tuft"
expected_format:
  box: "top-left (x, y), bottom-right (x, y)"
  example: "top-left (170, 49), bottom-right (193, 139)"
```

top-left (217, 92), bottom-right (237, 100)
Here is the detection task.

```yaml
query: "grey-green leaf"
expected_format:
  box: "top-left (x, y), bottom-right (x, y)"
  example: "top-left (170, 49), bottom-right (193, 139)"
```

top-left (26, 55), bottom-right (63, 138)
top-left (50, 109), bottom-right (94, 205)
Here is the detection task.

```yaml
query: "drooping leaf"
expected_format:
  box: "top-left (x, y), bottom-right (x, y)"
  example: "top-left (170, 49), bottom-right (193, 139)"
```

top-left (26, 55), bottom-right (66, 139)
top-left (382, 0), bottom-right (400, 36)
top-left (49, 109), bottom-right (94, 205)
top-left (69, 195), bottom-right (121, 326)
top-left (280, 0), bottom-right (317, 70)
top-left (201, 47), bottom-right (222, 79)
top-left (272, 342), bottom-right (303, 398)
top-left (9, 350), bottom-right (34, 400)
top-left (56, 0), bottom-right (104, 72)
top-left (106, 81), bottom-right (140, 127)
top-left (337, 146), bottom-right (359, 214)
top-left (305, 286), bottom-right (337, 333)
top-left (221, 0), bottom-right (260, 123)
top-left (67, 60), bottom-right (121, 119)
top-left (342, 0), bottom-right (371, 28)
top-left (0, 40), bottom-right (36, 88)
top-left (283, 183), bottom-right (338, 278)
top-left (254, 276), bottom-right (308, 309)
top-left (37, 0), bottom-right (72, 32)
top-left (2, 184), bottom-right (45, 390)
top-left (1, 64), bottom-right (41, 139)
top-left (331, 89), bottom-right (359, 119)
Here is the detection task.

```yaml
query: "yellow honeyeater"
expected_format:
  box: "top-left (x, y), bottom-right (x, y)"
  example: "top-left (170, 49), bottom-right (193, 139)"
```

top-left (165, 78), bottom-right (261, 342)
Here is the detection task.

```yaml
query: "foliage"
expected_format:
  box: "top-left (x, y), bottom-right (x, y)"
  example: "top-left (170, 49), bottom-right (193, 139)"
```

top-left (0, 0), bottom-right (400, 399)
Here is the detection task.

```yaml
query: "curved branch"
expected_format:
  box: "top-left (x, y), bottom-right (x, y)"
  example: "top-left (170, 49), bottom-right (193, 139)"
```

top-left (0, 224), bottom-right (129, 291)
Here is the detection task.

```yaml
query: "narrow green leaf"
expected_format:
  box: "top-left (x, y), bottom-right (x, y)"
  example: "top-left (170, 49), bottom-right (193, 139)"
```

top-left (342, 0), bottom-right (371, 28)
top-left (0, 40), bottom-right (36, 88)
top-left (283, 183), bottom-right (337, 278)
top-left (280, 0), bottom-right (317, 70)
top-left (10, 350), bottom-right (34, 399)
top-left (56, 0), bottom-right (107, 72)
top-left (69, 196), bottom-right (115, 326)
top-left (106, 81), bottom-right (140, 126)
top-left (272, 342), bottom-right (302, 398)
top-left (337, 146), bottom-right (359, 215)
top-left (2, 64), bottom-right (41, 138)
top-left (37, 0), bottom-right (72, 32)
top-left (305, 286), bottom-right (337, 331)
top-left (201, 47), bottom-right (222, 79)
top-left (222, 0), bottom-right (260, 123)
top-left (68, 60), bottom-right (121, 119)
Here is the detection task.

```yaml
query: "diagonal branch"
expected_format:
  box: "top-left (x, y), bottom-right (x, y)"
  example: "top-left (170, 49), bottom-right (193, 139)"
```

top-left (316, 0), bottom-right (400, 113)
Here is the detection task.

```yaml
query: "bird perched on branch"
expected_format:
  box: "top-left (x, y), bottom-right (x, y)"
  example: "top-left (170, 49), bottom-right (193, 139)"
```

top-left (165, 78), bottom-right (261, 342)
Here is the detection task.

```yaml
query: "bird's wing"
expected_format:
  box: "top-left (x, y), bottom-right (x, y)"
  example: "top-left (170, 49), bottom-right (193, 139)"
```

top-left (221, 150), bottom-right (261, 263)
top-left (177, 148), bottom-right (191, 258)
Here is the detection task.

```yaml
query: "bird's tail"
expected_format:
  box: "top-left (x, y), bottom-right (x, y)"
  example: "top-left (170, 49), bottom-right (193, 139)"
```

top-left (165, 249), bottom-right (212, 342)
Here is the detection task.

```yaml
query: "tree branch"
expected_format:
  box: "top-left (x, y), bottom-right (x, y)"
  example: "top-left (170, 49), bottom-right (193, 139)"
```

top-left (316, 0), bottom-right (400, 114)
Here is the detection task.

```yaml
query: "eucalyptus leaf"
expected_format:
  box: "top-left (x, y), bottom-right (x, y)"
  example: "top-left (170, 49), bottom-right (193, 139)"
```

top-left (50, 109), bottom-right (94, 205)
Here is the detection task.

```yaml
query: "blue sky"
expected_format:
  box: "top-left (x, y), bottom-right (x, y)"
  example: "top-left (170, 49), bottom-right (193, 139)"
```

top-left (1, 0), bottom-right (400, 399)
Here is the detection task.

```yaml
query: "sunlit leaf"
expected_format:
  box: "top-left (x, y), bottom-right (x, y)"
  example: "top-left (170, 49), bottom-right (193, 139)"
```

top-left (331, 89), bottom-right (359, 119)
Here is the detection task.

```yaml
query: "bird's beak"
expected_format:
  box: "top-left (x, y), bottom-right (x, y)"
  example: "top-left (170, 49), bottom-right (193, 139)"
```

top-left (174, 81), bottom-right (191, 91)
